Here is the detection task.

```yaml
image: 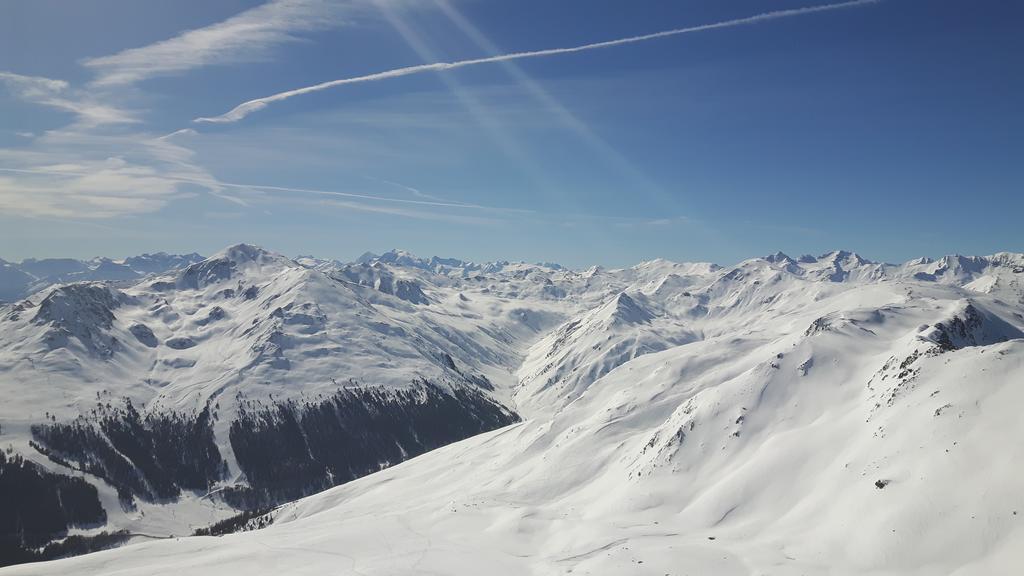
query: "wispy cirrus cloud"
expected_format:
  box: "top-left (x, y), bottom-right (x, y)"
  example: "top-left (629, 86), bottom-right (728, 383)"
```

top-left (0, 160), bottom-right (191, 218)
top-left (0, 138), bottom-right (525, 221)
top-left (0, 71), bottom-right (138, 126)
top-left (0, 71), bottom-right (68, 95)
top-left (1, 0), bottom-right (375, 217)
top-left (196, 0), bottom-right (881, 124)
top-left (82, 0), bottom-right (356, 87)
top-left (1, 0), bottom-right (878, 230)
top-left (0, 128), bottom-right (224, 217)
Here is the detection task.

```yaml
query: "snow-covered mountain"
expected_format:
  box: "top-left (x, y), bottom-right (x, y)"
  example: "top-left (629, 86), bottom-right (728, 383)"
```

top-left (0, 252), bottom-right (205, 303)
top-left (2, 246), bottom-right (1023, 574)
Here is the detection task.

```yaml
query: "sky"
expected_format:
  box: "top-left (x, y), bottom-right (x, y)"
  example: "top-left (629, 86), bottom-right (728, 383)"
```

top-left (1, 0), bottom-right (1021, 268)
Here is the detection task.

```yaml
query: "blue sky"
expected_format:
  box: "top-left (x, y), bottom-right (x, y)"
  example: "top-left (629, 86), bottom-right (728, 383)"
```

top-left (1, 0), bottom-right (1021, 267)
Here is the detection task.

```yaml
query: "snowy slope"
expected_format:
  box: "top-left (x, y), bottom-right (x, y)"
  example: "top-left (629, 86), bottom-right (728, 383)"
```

top-left (2, 249), bottom-right (1024, 573)
top-left (1, 245), bottom-right (602, 546)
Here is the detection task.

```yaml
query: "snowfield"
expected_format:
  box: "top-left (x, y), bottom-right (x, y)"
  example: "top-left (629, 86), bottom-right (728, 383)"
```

top-left (2, 247), bottom-right (1023, 574)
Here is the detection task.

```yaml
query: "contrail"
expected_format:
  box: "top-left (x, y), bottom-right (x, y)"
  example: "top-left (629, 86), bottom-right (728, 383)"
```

top-left (195, 0), bottom-right (880, 124)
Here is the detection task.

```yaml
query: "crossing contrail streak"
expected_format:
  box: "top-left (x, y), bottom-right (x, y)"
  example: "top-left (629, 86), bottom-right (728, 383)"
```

top-left (194, 0), bottom-right (879, 124)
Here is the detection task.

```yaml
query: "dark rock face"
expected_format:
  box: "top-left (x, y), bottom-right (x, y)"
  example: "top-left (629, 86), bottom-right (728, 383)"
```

top-left (226, 381), bottom-right (519, 507)
top-left (805, 316), bottom-right (833, 336)
top-left (32, 284), bottom-right (120, 330)
top-left (166, 336), bottom-right (197, 350)
top-left (393, 279), bottom-right (428, 304)
top-left (195, 306), bottom-right (227, 326)
top-left (928, 303), bottom-right (1023, 351)
top-left (129, 323), bottom-right (158, 347)
top-left (32, 284), bottom-right (123, 357)
top-left (178, 258), bottom-right (235, 290)
top-left (931, 304), bottom-right (985, 351)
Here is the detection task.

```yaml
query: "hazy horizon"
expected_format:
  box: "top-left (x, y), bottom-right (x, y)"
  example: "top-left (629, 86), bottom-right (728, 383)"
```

top-left (5, 241), bottom-right (1024, 271)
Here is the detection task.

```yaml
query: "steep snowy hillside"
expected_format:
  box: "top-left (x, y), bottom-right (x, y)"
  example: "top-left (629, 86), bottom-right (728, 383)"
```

top-left (0, 245), bottom-right (548, 553)
top-left (2, 248), bottom-right (1023, 573)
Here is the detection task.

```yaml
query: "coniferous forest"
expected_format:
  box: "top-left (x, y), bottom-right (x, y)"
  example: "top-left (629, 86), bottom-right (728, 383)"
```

top-left (225, 380), bottom-right (519, 507)
top-left (30, 400), bottom-right (225, 504)
top-left (0, 451), bottom-right (113, 566)
top-left (4, 380), bottom-right (518, 565)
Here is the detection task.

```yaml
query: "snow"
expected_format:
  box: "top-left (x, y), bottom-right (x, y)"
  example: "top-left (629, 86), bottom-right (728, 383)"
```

top-left (0, 252), bottom-right (203, 303)
top-left (2, 246), bottom-right (1024, 574)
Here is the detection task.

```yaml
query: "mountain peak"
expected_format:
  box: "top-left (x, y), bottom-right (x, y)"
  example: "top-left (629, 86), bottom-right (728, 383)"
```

top-left (355, 251), bottom-right (379, 264)
top-left (213, 243), bottom-right (278, 264)
top-left (819, 250), bottom-right (873, 266)
top-left (176, 244), bottom-right (293, 290)
top-left (373, 249), bottom-right (431, 269)
top-left (765, 251), bottom-right (795, 264)
top-left (602, 292), bottom-right (654, 325)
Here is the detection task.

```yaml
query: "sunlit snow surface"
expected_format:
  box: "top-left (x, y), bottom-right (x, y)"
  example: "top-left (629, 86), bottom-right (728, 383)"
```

top-left (3, 248), bottom-right (1024, 575)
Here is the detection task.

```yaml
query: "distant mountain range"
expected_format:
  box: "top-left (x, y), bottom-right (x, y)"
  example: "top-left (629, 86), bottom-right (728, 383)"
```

top-left (2, 245), bottom-right (1023, 573)
top-left (0, 253), bottom-right (205, 303)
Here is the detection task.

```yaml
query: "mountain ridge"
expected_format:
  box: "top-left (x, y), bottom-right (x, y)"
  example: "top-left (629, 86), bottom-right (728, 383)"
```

top-left (1, 244), bottom-right (1023, 573)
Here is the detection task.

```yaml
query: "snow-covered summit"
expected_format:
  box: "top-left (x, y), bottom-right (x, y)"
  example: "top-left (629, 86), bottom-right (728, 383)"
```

top-left (2, 245), bottom-right (1024, 575)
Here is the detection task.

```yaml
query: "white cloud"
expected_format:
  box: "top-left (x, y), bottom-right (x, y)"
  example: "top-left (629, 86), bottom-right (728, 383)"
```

top-left (82, 0), bottom-right (355, 87)
top-left (0, 132), bottom-right (524, 221)
top-left (0, 71), bottom-right (68, 96)
top-left (158, 128), bottom-right (199, 140)
top-left (0, 126), bottom-right (225, 218)
top-left (196, 0), bottom-right (880, 123)
top-left (0, 160), bottom-right (186, 218)
top-left (0, 1), bottom-right (425, 220)
top-left (0, 70), bottom-right (139, 126)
